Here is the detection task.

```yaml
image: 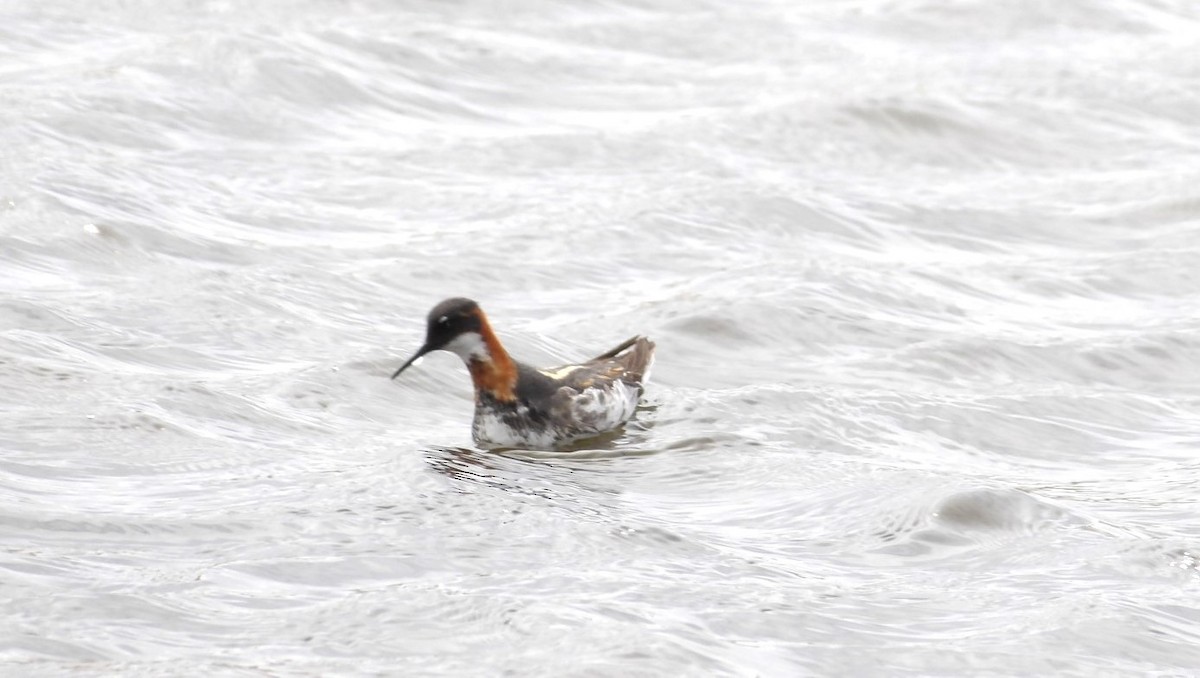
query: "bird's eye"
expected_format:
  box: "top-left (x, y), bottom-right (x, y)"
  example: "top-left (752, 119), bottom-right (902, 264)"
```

top-left (437, 315), bottom-right (449, 325)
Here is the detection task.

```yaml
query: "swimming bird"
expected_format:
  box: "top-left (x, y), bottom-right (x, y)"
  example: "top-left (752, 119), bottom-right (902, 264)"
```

top-left (391, 298), bottom-right (655, 449)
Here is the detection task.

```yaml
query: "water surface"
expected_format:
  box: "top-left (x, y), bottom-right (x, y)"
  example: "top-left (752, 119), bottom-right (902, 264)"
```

top-left (3, 0), bottom-right (1200, 674)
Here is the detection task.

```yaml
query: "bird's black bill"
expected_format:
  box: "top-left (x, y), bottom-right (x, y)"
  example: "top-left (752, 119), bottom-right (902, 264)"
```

top-left (391, 345), bottom-right (430, 380)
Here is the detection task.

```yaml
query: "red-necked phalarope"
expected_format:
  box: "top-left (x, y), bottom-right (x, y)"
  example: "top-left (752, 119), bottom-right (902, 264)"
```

top-left (391, 298), bottom-right (655, 449)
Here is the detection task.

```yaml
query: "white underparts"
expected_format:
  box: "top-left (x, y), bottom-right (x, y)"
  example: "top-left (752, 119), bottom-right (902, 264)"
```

top-left (471, 379), bottom-right (641, 449)
top-left (443, 332), bottom-right (490, 362)
top-left (572, 381), bottom-right (640, 432)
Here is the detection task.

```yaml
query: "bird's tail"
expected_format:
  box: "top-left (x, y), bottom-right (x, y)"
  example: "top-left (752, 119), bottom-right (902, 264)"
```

top-left (593, 336), bottom-right (655, 383)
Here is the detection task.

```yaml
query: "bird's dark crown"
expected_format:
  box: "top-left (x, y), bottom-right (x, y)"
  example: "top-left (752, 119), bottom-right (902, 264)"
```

top-left (424, 297), bottom-right (483, 350)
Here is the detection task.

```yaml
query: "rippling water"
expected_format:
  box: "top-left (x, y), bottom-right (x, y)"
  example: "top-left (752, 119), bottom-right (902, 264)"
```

top-left (4, 0), bottom-right (1200, 674)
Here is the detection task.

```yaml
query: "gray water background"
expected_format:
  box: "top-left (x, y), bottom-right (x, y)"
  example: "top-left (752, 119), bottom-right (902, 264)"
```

top-left (3, 0), bottom-right (1200, 675)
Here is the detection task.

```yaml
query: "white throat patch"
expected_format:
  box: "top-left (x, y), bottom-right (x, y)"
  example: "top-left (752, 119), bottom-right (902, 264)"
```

top-left (443, 332), bottom-right (490, 362)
